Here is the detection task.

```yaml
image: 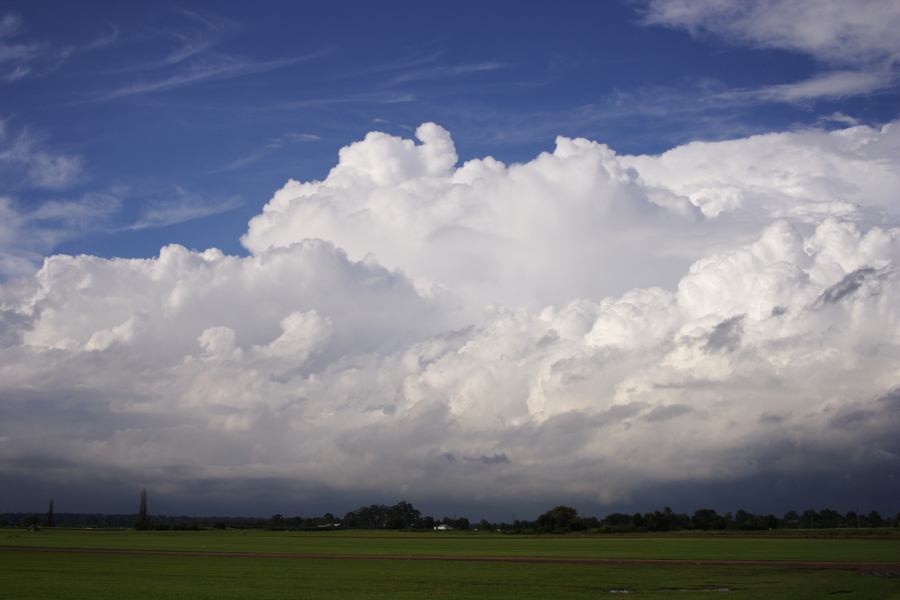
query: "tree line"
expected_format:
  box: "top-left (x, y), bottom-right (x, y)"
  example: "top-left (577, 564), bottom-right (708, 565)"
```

top-left (3, 495), bottom-right (897, 533)
top-left (528, 505), bottom-right (898, 533)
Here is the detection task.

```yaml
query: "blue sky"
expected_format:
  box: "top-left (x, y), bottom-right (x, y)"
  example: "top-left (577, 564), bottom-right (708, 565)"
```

top-left (3, 2), bottom-right (900, 518)
top-left (5, 0), bottom-right (898, 263)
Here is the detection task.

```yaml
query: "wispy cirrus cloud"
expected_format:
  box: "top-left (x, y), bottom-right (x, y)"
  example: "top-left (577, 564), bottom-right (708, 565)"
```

top-left (388, 61), bottom-right (507, 85)
top-left (0, 183), bottom-right (241, 277)
top-left (0, 12), bottom-right (119, 84)
top-left (341, 50), bottom-right (446, 79)
top-left (735, 69), bottom-right (895, 103)
top-left (0, 13), bottom-right (45, 82)
top-left (86, 8), bottom-right (329, 102)
top-left (86, 23), bottom-right (120, 51)
top-left (273, 91), bottom-right (416, 111)
top-left (0, 191), bottom-right (121, 277)
top-left (0, 119), bottom-right (83, 189)
top-left (216, 132), bottom-right (321, 173)
top-left (127, 186), bottom-right (242, 230)
top-left (100, 7), bottom-right (233, 75)
top-left (165, 7), bottom-right (233, 64)
top-left (96, 51), bottom-right (327, 101)
top-left (642, 0), bottom-right (900, 64)
top-left (642, 0), bottom-right (900, 102)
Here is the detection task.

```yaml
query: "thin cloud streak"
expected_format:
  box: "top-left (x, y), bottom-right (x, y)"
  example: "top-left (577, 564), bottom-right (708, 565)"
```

top-left (0, 11), bottom-right (122, 84)
top-left (271, 91), bottom-right (416, 111)
top-left (215, 133), bottom-right (322, 173)
top-left (93, 49), bottom-right (331, 101)
top-left (389, 61), bottom-right (507, 84)
top-left (86, 23), bottom-right (120, 50)
top-left (127, 188), bottom-right (243, 230)
top-left (748, 69), bottom-right (896, 102)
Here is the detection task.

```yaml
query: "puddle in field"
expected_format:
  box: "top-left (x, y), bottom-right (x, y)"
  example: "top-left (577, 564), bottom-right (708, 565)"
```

top-left (657, 587), bottom-right (731, 593)
top-left (867, 571), bottom-right (900, 578)
top-left (608, 586), bottom-right (732, 594)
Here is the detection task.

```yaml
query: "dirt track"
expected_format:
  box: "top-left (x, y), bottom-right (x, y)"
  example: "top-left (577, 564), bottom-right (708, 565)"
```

top-left (3, 545), bottom-right (899, 573)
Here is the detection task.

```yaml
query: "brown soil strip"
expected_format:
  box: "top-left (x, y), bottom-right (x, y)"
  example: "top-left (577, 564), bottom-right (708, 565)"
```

top-left (2, 546), bottom-right (899, 573)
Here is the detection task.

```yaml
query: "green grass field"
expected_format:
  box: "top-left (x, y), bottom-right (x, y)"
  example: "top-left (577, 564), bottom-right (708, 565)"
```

top-left (3, 528), bottom-right (899, 562)
top-left (2, 529), bottom-right (899, 599)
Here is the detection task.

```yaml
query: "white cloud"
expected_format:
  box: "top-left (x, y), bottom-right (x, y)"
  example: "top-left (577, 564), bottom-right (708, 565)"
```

top-left (621, 121), bottom-right (900, 222)
top-left (747, 69), bottom-right (892, 102)
top-left (2, 122), bottom-right (900, 510)
top-left (643, 0), bottom-right (900, 64)
top-left (643, 0), bottom-right (900, 101)
top-left (243, 123), bottom-right (702, 308)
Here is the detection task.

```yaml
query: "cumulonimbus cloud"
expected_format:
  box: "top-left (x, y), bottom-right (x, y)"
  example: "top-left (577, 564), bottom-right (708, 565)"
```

top-left (1, 121), bottom-right (898, 512)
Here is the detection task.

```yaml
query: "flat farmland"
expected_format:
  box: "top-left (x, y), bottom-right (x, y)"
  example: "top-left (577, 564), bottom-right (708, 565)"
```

top-left (2, 529), bottom-right (899, 599)
top-left (3, 528), bottom-right (899, 562)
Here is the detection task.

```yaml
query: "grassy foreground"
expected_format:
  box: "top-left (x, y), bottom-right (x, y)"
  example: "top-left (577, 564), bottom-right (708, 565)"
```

top-left (2, 528), bottom-right (899, 562)
top-left (2, 529), bottom-right (898, 599)
top-left (3, 550), bottom-right (900, 599)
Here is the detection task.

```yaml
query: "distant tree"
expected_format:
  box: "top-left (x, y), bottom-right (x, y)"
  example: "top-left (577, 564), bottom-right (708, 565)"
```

top-left (23, 514), bottom-right (40, 528)
top-left (46, 499), bottom-right (55, 528)
top-left (343, 501), bottom-right (422, 530)
top-left (817, 508), bottom-right (842, 528)
top-left (801, 509), bottom-right (817, 529)
top-left (733, 509), bottom-right (755, 530)
top-left (691, 508), bottom-right (720, 530)
top-left (390, 501), bottom-right (421, 529)
top-left (632, 512), bottom-right (645, 530)
top-left (644, 507), bottom-right (676, 532)
top-left (602, 512), bottom-right (633, 530)
top-left (781, 510), bottom-right (800, 528)
top-left (865, 511), bottom-right (884, 528)
top-left (582, 515), bottom-right (601, 529)
top-left (269, 514), bottom-right (285, 530)
top-left (537, 506), bottom-right (579, 531)
top-left (135, 489), bottom-right (150, 530)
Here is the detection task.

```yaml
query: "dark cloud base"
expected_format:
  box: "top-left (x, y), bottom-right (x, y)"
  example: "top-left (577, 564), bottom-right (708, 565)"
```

top-left (4, 463), bottom-right (897, 522)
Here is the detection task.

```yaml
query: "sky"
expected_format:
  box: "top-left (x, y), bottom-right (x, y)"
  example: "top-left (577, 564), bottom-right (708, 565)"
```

top-left (1, 0), bottom-right (900, 520)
